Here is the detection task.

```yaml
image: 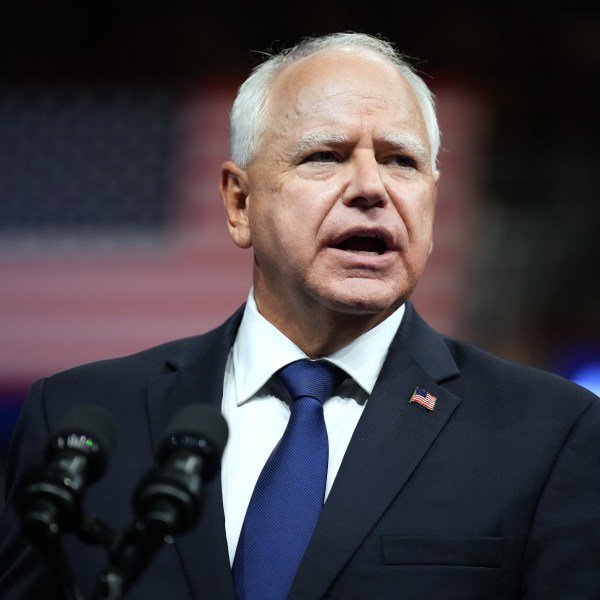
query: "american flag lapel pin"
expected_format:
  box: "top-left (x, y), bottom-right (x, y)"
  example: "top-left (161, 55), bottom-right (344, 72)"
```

top-left (409, 387), bottom-right (437, 411)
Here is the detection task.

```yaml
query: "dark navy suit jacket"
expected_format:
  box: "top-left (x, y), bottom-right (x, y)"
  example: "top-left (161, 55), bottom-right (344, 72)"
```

top-left (1, 303), bottom-right (599, 599)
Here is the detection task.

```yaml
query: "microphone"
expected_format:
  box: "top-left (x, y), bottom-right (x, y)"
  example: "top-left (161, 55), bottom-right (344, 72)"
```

top-left (94, 404), bottom-right (228, 599)
top-left (18, 403), bottom-right (117, 539)
top-left (16, 403), bottom-right (117, 597)
top-left (134, 403), bottom-right (229, 533)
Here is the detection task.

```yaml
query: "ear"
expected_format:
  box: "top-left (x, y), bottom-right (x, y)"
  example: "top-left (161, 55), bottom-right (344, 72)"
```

top-left (428, 172), bottom-right (440, 257)
top-left (220, 161), bottom-right (252, 249)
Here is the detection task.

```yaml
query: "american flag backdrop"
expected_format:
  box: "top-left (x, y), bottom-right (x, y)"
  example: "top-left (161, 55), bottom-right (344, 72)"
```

top-left (0, 77), bottom-right (488, 448)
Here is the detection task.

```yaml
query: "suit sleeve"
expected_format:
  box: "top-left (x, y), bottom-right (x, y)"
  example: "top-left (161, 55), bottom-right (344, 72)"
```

top-left (0, 377), bottom-right (66, 599)
top-left (521, 396), bottom-right (600, 598)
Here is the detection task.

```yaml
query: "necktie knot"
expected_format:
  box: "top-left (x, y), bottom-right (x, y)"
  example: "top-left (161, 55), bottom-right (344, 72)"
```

top-left (274, 359), bottom-right (346, 406)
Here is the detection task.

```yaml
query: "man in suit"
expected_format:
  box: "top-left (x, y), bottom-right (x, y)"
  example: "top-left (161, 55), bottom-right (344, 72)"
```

top-left (1, 32), bottom-right (599, 600)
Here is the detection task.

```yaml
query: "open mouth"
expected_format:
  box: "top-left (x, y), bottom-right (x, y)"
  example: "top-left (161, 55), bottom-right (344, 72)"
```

top-left (334, 235), bottom-right (387, 256)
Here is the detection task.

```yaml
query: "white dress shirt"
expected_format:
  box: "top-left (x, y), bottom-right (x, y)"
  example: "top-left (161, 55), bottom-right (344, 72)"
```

top-left (220, 289), bottom-right (405, 564)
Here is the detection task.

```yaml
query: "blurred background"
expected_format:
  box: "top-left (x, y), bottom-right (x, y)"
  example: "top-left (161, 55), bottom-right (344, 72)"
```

top-left (1, 1), bottom-right (599, 492)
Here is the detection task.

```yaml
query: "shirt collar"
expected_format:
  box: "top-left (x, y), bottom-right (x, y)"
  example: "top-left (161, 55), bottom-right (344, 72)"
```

top-left (232, 289), bottom-right (405, 405)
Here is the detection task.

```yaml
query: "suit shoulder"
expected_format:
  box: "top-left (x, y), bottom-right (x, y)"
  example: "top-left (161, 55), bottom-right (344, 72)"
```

top-left (44, 335), bottom-right (193, 384)
top-left (444, 336), bottom-right (599, 412)
top-left (41, 306), bottom-right (243, 390)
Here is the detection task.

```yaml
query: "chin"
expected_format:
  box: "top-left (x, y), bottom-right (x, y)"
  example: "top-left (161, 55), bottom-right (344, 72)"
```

top-left (318, 285), bottom-right (409, 317)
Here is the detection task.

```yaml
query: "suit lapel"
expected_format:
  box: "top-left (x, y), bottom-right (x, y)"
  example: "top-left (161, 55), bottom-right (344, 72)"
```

top-left (289, 304), bottom-right (461, 600)
top-left (144, 307), bottom-right (244, 600)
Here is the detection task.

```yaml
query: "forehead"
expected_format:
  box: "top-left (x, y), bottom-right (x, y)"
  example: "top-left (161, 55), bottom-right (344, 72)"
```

top-left (265, 50), bottom-right (427, 139)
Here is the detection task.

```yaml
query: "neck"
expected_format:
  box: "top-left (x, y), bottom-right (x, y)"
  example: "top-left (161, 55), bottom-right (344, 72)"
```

top-left (253, 291), bottom-right (399, 358)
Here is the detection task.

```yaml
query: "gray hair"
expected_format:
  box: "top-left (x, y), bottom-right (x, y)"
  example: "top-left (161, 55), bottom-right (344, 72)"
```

top-left (229, 32), bottom-right (440, 173)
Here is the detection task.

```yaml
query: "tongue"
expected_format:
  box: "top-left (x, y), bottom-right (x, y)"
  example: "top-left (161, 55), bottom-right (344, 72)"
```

top-left (337, 236), bottom-right (384, 254)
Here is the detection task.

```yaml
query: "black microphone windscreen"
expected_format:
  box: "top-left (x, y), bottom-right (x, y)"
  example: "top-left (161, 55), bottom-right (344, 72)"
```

top-left (161, 404), bottom-right (228, 460)
top-left (49, 404), bottom-right (117, 478)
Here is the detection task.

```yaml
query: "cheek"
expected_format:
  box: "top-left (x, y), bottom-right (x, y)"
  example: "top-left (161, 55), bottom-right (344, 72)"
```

top-left (404, 187), bottom-right (436, 230)
top-left (393, 191), bottom-right (436, 263)
top-left (249, 199), bottom-right (308, 266)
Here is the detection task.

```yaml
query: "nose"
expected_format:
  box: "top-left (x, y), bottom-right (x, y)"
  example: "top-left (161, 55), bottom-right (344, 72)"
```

top-left (342, 153), bottom-right (388, 208)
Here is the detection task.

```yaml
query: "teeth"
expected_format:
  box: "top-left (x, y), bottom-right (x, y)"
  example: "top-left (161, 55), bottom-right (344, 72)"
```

top-left (348, 250), bottom-right (379, 256)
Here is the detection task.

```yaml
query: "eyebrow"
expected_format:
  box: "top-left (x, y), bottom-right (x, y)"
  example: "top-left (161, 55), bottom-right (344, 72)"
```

top-left (288, 133), bottom-right (351, 158)
top-left (288, 131), bottom-right (430, 164)
top-left (382, 133), bottom-right (429, 164)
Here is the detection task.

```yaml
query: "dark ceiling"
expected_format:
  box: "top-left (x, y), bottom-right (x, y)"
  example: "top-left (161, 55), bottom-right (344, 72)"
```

top-left (0, 2), bottom-right (598, 82)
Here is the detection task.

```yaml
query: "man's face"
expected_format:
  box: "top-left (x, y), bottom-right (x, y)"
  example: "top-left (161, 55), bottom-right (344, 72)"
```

top-left (222, 50), bottom-right (439, 332)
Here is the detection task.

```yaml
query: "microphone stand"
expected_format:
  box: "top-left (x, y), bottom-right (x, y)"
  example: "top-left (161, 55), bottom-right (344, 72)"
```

top-left (94, 502), bottom-right (179, 600)
top-left (20, 498), bottom-right (86, 600)
top-left (23, 501), bottom-right (178, 600)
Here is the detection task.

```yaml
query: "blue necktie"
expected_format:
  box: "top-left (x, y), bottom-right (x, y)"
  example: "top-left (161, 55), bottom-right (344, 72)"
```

top-left (233, 359), bottom-right (346, 600)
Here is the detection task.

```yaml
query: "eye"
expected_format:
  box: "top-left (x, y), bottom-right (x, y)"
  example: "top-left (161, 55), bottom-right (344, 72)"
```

top-left (302, 151), bottom-right (338, 164)
top-left (389, 154), bottom-right (417, 169)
